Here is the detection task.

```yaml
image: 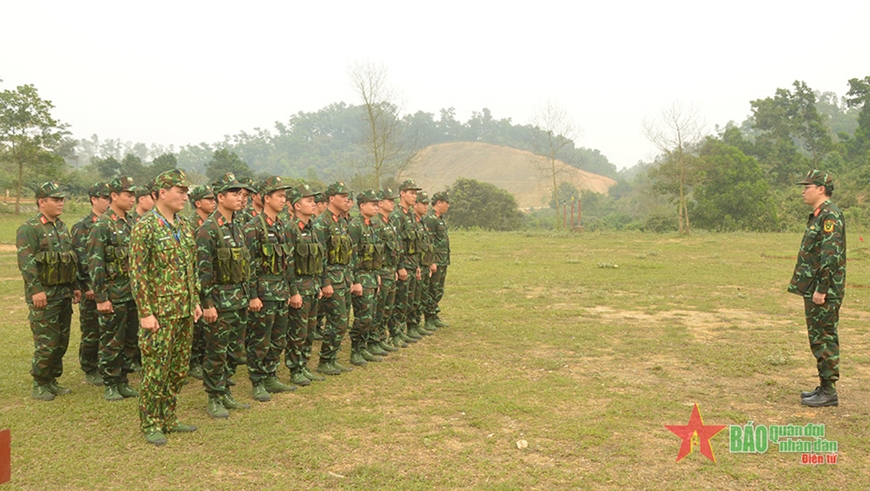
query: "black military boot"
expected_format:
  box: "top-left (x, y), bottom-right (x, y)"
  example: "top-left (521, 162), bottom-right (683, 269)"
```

top-left (801, 380), bottom-right (838, 407)
top-left (800, 378), bottom-right (822, 399)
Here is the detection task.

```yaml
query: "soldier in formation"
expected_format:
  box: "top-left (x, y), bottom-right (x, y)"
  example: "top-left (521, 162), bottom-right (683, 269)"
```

top-left (186, 184), bottom-right (216, 380)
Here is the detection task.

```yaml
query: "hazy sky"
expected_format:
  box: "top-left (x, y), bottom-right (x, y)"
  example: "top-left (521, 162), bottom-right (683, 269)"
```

top-left (2, 1), bottom-right (868, 170)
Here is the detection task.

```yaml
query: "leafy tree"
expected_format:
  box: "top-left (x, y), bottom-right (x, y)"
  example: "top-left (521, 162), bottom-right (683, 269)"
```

top-left (0, 84), bottom-right (69, 213)
top-left (151, 153), bottom-right (178, 174)
top-left (446, 178), bottom-right (523, 231)
top-left (91, 155), bottom-right (122, 180)
top-left (844, 76), bottom-right (870, 163)
top-left (206, 149), bottom-right (252, 182)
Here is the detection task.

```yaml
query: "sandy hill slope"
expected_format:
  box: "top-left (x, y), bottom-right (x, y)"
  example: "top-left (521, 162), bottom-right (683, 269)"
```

top-left (400, 142), bottom-right (617, 209)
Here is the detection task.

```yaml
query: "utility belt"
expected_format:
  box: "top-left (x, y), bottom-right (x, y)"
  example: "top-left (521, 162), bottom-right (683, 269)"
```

top-left (105, 244), bottom-right (130, 279)
top-left (327, 233), bottom-right (352, 265)
top-left (214, 247), bottom-right (252, 284)
top-left (357, 243), bottom-right (384, 271)
top-left (35, 250), bottom-right (77, 286)
top-left (294, 241), bottom-right (323, 276)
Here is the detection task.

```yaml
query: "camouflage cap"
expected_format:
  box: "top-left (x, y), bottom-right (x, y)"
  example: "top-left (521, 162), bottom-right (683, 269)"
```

top-left (796, 169), bottom-right (834, 189)
top-left (288, 183), bottom-right (320, 204)
top-left (242, 177), bottom-right (258, 194)
top-left (88, 182), bottom-right (111, 198)
top-left (260, 176), bottom-right (292, 195)
top-left (145, 178), bottom-right (157, 194)
top-left (325, 181), bottom-right (350, 197)
top-left (108, 176), bottom-right (138, 194)
top-left (189, 184), bottom-right (215, 202)
top-left (416, 191), bottom-right (430, 204)
top-left (35, 182), bottom-right (66, 199)
top-left (154, 169), bottom-right (191, 190)
top-left (399, 179), bottom-right (422, 191)
top-left (134, 186), bottom-right (152, 198)
top-left (356, 189), bottom-right (381, 204)
top-left (431, 191), bottom-right (449, 203)
top-left (314, 191), bottom-right (327, 204)
top-left (212, 172), bottom-right (255, 194)
top-left (379, 188), bottom-right (398, 200)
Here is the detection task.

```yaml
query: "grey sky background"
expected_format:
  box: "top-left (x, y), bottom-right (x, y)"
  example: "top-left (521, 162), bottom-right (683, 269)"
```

top-left (2, 1), bottom-right (868, 171)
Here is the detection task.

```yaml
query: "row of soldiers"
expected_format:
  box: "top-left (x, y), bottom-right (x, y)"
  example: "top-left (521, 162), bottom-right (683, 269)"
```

top-left (16, 170), bottom-right (451, 446)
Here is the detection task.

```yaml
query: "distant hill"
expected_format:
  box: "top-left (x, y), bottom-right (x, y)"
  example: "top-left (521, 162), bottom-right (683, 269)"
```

top-left (400, 142), bottom-right (617, 209)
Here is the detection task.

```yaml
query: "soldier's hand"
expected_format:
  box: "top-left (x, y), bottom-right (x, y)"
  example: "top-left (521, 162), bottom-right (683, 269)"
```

top-left (289, 294), bottom-right (303, 309)
top-left (813, 291), bottom-right (827, 305)
top-left (141, 315), bottom-right (159, 332)
top-left (72, 289), bottom-right (82, 304)
top-left (415, 267), bottom-right (422, 281)
top-left (351, 283), bottom-right (363, 296)
top-left (97, 300), bottom-right (114, 315)
top-left (31, 291), bottom-right (48, 309)
top-left (398, 268), bottom-right (408, 281)
top-left (203, 306), bottom-right (218, 323)
top-left (429, 264), bottom-right (437, 275)
top-left (85, 290), bottom-right (95, 301)
top-left (321, 285), bottom-right (334, 299)
top-left (249, 298), bottom-right (263, 313)
top-left (194, 305), bottom-right (203, 323)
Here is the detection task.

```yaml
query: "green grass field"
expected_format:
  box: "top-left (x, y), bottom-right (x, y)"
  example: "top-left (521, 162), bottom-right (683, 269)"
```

top-left (1, 212), bottom-right (869, 490)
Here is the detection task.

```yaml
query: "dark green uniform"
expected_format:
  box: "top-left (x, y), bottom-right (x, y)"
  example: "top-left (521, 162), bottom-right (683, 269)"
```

top-left (187, 211), bottom-right (209, 376)
top-left (423, 207), bottom-right (450, 324)
top-left (285, 215), bottom-right (325, 380)
top-left (391, 204), bottom-right (424, 339)
top-left (348, 212), bottom-right (384, 361)
top-left (374, 211), bottom-right (401, 345)
top-left (71, 211), bottom-right (101, 379)
top-left (312, 210), bottom-right (354, 368)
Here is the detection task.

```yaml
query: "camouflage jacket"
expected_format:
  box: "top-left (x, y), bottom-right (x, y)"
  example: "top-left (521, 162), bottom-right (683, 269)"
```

top-left (244, 213), bottom-right (291, 301)
top-left (348, 215), bottom-right (383, 289)
top-left (88, 209), bottom-right (135, 303)
top-left (130, 209), bottom-right (200, 320)
top-left (788, 200), bottom-right (846, 299)
top-left (312, 211), bottom-right (355, 290)
top-left (285, 217), bottom-right (324, 297)
top-left (423, 209), bottom-right (450, 266)
top-left (416, 213), bottom-right (435, 267)
top-left (188, 210), bottom-right (208, 231)
top-left (240, 206), bottom-right (260, 227)
top-left (71, 211), bottom-right (100, 292)
top-left (16, 213), bottom-right (77, 302)
top-left (374, 212), bottom-right (401, 272)
top-left (390, 206), bottom-right (423, 269)
top-left (196, 211), bottom-right (250, 312)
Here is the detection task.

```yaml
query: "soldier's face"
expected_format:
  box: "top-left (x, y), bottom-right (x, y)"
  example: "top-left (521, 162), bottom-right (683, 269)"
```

top-left (315, 202), bottom-right (327, 215)
top-left (92, 196), bottom-right (110, 215)
top-left (219, 189), bottom-right (244, 212)
top-left (112, 191), bottom-right (136, 212)
top-left (196, 197), bottom-right (216, 214)
top-left (294, 196), bottom-right (317, 218)
top-left (401, 189), bottom-right (417, 207)
top-left (359, 200), bottom-right (379, 218)
top-left (161, 186), bottom-right (189, 213)
top-left (263, 191), bottom-right (285, 214)
top-left (137, 194), bottom-right (154, 212)
top-left (39, 197), bottom-right (65, 219)
top-left (434, 201), bottom-right (449, 215)
top-left (414, 201), bottom-right (427, 216)
top-left (331, 194), bottom-right (351, 213)
top-left (802, 185), bottom-right (825, 207)
top-left (379, 198), bottom-right (395, 213)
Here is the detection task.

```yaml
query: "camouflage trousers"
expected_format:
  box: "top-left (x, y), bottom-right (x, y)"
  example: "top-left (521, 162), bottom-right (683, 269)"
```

top-left (28, 297), bottom-right (72, 385)
top-left (425, 265), bottom-right (448, 320)
top-left (803, 297), bottom-right (841, 383)
top-left (319, 287), bottom-right (350, 361)
top-left (247, 300), bottom-right (288, 384)
top-left (98, 299), bottom-right (138, 386)
top-left (411, 270), bottom-right (430, 326)
top-left (351, 280), bottom-right (378, 347)
top-left (391, 273), bottom-right (417, 335)
top-left (138, 315), bottom-right (193, 433)
top-left (286, 294), bottom-right (318, 373)
top-left (78, 298), bottom-right (100, 374)
top-left (189, 318), bottom-right (206, 368)
top-left (376, 271), bottom-right (397, 340)
top-left (203, 308), bottom-right (248, 395)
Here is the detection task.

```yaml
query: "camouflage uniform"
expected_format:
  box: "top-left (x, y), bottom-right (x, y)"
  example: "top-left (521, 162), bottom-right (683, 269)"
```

top-left (16, 183), bottom-right (79, 398)
top-left (348, 190), bottom-right (386, 364)
top-left (390, 180), bottom-right (425, 340)
top-left (312, 182), bottom-right (355, 372)
top-left (70, 182), bottom-right (110, 382)
top-left (423, 191), bottom-right (451, 326)
top-left (88, 177), bottom-right (140, 395)
top-left (789, 170), bottom-right (846, 405)
top-left (374, 189), bottom-right (402, 347)
top-left (244, 177), bottom-right (294, 395)
top-left (130, 170), bottom-right (200, 434)
top-left (412, 191), bottom-right (436, 333)
top-left (186, 185), bottom-right (214, 377)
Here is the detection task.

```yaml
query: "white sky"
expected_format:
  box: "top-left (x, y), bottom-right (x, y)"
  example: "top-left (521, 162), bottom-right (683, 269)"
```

top-left (2, 0), bottom-right (868, 170)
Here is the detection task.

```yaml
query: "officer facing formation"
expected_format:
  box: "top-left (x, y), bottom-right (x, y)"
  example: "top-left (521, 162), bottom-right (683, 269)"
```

top-left (17, 182), bottom-right (82, 400)
top-left (790, 170), bottom-right (846, 408)
top-left (71, 182), bottom-right (111, 387)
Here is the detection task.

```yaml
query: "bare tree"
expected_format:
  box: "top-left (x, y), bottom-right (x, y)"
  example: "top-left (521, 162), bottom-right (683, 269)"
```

top-left (348, 61), bottom-right (405, 187)
top-left (532, 100), bottom-right (581, 217)
top-left (643, 103), bottom-right (704, 235)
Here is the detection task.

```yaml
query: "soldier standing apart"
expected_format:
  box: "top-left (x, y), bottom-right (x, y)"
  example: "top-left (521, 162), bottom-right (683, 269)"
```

top-left (186, 184), bottom-right (216, 381)
top-left (374, 189), bottom-right (404, 350)
top-left (312, 182), bottom-right (359, 375)
top-left (71, 182), bottom-right (111, 386)
top-left (789, 170), bottom-right (846, 408)
top-left (88, 176), bottom-right (141, 401)
top-left (197, 173), bottom-right (256, 417)
top-left (17, 182), bottom-right (81, 401)
top-left (412, 191), bottom-right (437, 335)
top-left (130, 169), bottom-right (202, 446)
top-left (423, 191), bottom-right (451, 329)
top-left (348, 190), bottom-right (388, 366)
top-left (284, 184), bottom-right (327, 386)
top-left (390, 180), bottom-right (424, 343)
top-left (244, 176), bottom-right (297, 401)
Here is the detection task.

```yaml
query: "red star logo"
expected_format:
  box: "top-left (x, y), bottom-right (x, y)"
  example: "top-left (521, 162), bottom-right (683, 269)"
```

top-left (665, 403), bottom-right (726, 462)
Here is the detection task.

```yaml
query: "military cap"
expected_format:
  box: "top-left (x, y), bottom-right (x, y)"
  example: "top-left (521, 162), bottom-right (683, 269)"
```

top-left (379, 188), bottom-right (398, 200)
top-left (356, 189), bottom-right (381, 204)
top-left (431, 191), bottom-right (449, 203)
top-left (416, 191), bottom-right (430, 204)
top-left (134, 186), bottom-right (151, 198)
top-left (314, 192), bottom-right (327, 204)
top-left (154, 169), bottom-right (191, 190)
top-left (88, 182), bottom-right (111, 198)
top-left (288, 183), bottom-right (320, 204)
top-left (35, 182), bottom-right (66, 199)
top-left (399, 179), bottom-right (422, 191)
top-left (242, 177), bottom-right (258, 194)
top-left (260, 176), bottom-right (293, 195)
top-left (145, 178), bottom-right (157, 194)
top-left (108, 176), bottom-right (138, 194)
top-left (325, 181), bottom-right (350, 197)
top-left (795, 169), bottom-right (834, 189)
top-left (189, 184), bottom-right (215, 202)
top-left (212, 172), bottom-right (255, 194)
